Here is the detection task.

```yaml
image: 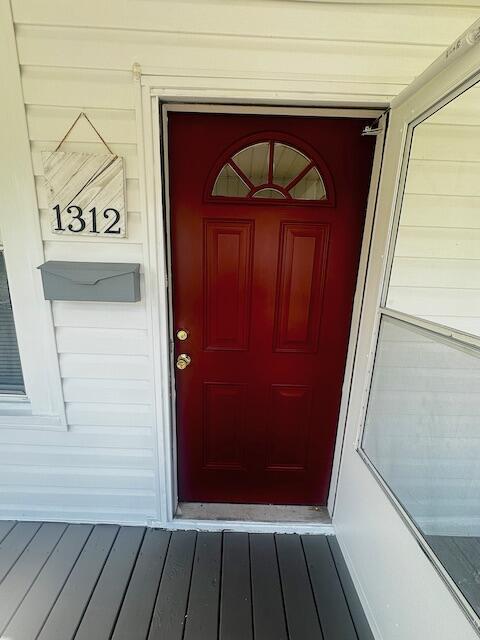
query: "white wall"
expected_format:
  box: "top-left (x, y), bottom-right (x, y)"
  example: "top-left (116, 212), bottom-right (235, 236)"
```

top-left (1, 0), bottom-right (479, 526)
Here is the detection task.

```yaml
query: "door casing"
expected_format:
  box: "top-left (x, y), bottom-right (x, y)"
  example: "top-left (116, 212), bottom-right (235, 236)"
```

top-left (134, 81), bottom-right (385, 531)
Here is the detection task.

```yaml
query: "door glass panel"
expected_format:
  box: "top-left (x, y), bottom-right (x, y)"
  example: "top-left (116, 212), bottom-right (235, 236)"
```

top-left (289, 166), bottom-right (326, 200)
top-left (232, 142), bottom-right (269, 186)
top-left (252, 188), bottom-right (285, 199)
top-left (387, 81), bottom-right (480, 337)
top-left (0, 252), bottom-right (24, 394)
top-left (212, 164), bottom-right (249, 197)
top-left (211, 139), bottom-right (329, 201)
top-left (273, 143), bottom-right (310, 186)
top-left (363, 316), bottom-right (480, 618)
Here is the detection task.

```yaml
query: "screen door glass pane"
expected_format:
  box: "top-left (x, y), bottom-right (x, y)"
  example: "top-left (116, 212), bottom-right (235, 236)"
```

top-left (363, 316), bottom-right (480, 617)
top-left (0, 252), bottom-right (25, 393)
top-left (387, 81), bottom-right (480, 337)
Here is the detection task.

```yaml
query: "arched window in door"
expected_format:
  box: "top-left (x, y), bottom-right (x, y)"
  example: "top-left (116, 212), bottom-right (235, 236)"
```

top-left (209, 137), bottom-right (334, 204)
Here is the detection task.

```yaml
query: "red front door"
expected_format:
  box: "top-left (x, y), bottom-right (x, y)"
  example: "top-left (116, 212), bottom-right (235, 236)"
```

top-left (169, 112), bottom-right (375, 505)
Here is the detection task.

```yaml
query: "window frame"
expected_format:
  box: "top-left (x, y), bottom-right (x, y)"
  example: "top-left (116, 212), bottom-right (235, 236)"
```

top-left (0, 4), bottom-right (66, 430)
top-left (204, 131), bottom-right (336, 206)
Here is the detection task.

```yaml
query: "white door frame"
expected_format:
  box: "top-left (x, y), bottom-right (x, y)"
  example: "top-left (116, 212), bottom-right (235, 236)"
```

top-left (134, 72), bottom-right (386, 532)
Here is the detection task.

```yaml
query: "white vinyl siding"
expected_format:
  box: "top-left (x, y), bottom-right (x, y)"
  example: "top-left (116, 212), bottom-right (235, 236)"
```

top-left (1, 0), bottom-right (479, 524)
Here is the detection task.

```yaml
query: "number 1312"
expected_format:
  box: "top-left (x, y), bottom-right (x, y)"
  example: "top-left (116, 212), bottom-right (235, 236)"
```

top-left (53, 204), bottom-right (122, 235)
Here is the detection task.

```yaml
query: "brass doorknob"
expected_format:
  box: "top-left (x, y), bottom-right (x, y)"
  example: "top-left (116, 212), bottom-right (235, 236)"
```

top-left (176, 353), bottom-right (191, 370)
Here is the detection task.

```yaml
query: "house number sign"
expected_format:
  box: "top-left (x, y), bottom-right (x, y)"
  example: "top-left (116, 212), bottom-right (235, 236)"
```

top-left (42, 151), bottom-right (127, 238)
top-left (41, 112), bottom-right (126, 238)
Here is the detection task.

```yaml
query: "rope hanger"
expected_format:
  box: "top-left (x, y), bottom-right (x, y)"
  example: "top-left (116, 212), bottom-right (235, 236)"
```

top-left (54, 112), bottom-right (114, 155)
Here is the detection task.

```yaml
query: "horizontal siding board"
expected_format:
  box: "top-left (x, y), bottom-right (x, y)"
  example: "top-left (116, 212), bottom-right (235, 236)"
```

top-left (0, 466), bottom-right (155, 491)
top-left (367, 390), bottom-right (480, 416)
top-left (15, 25), bottom-right (440, 80)
top-left (394, 227), bottom-right (480, 260)
top-left (26, 105), bottom-right (136, 144)
top-left (0, 427), bottom-right (153, 449)
top-left (43, 240), bottom-right (143, 263)
top-left (387, 286), bottom-right (480, 317)
top-left (59, 353), bottom-right (150, 380)
top-left (62, 379), bottom-right (152, 405)
top-left (22, 66), bottom-right (134, 109)
top-left (53, 301), bottom-right (147, 330)
top-left (373, 366), bottom-right (480, 394)
top-left (400, 194), bottom-right (480, 228)
top-left (32, 144), bottom-right (138, 178)
top-left (390, 257), bottom-right (480, 288)
top-left (0, 446), bottom-right (154, 471)
top-left (0, 488), bottom-right (155, 511)
top-left (406, 160), bottom-right (480, 196)
top-left (66, 402), bottom-right (153, 427)
top-left (11, 0), bottom-right (478, 46)
top-left (412, 123), bottom-right (480, 162)
top-left (56, 327), bottom-right (148, 356)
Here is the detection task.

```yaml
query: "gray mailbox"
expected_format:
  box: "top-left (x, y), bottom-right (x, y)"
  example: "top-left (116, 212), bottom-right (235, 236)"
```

top-left (38, 261), bottom-right (141, 302)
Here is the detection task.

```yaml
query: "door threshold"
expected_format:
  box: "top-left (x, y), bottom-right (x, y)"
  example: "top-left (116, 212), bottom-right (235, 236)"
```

top-left (175, 502), bottom-right (331, 524)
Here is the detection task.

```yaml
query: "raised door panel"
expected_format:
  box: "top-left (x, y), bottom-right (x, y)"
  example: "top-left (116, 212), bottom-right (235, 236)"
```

top-left (274, 223), bottom-right (329, 353)
top-left (204, 220), bottom-right (254, 351)
top-left (266, 385), bottom-right (312, 471)
top-left (203, 382), bottom-right (246, 470)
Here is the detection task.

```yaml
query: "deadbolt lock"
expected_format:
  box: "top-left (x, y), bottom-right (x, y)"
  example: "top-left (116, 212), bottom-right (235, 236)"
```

top-left (176, 353), bottom-right (191, 370)
top-left (176, 329), bottom-right (189, 341)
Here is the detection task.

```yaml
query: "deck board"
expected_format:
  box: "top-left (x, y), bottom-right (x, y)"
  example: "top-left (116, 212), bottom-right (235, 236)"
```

top-left (276, 533), bottom-right (324, 640)
top-left (184, 531), bottom-right (222, 640)
top-left (0, 521), bottom-right (374, 640)
top-left (328, 536), bottom-right (375, 640)
top-left (0, 522), bottom-right (67, 634)
top-left (75, 525), bottom-right (145, 640)
top-left (0, 520), bottom-right (16, 545)
top-left (37, 524), bottom-right (119, 640)
top-left (220, 531), bottom-right (253, 640)
top-left (148, 529), bottom-right (197, 640)
top-left (3, 524), bottom-right (92, 640)
top-left (0, 521), bottom-right (42, 582)
top-left (111, 529), bottom-right (170, 640)
top-left (302, 535), bottom-right (358, 640)
top-left (250, 533), bottom-right (289, 640)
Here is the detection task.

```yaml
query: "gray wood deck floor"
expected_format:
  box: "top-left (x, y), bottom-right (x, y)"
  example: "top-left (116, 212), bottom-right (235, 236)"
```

top-left (427, 535), bottom-right (480, 620)
top-left (0, 521), bottom-right (373, 640)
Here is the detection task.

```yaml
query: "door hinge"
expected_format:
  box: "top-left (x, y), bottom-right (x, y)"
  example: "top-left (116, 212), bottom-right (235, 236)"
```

top-left (362, 125), bottom-right (382, 136)
top-left (362, 112), bottom-right (388, 137)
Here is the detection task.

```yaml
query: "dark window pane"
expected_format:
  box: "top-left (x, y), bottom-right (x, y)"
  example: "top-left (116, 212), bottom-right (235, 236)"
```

top-left (0, 252), bottom-right (24, 393)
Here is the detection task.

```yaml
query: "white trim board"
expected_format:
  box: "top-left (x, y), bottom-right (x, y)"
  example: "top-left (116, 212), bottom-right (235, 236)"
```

top-left (134, 77), bottom-right (386, 532)
top-left (0, 0), bottom-right (66, 429)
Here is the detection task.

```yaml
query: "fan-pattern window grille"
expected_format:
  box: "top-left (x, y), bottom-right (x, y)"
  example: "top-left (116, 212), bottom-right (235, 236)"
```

top-left (212, 141), bottom-right (327, 201)
top-left (0, 251), bottom-right (24, 394)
